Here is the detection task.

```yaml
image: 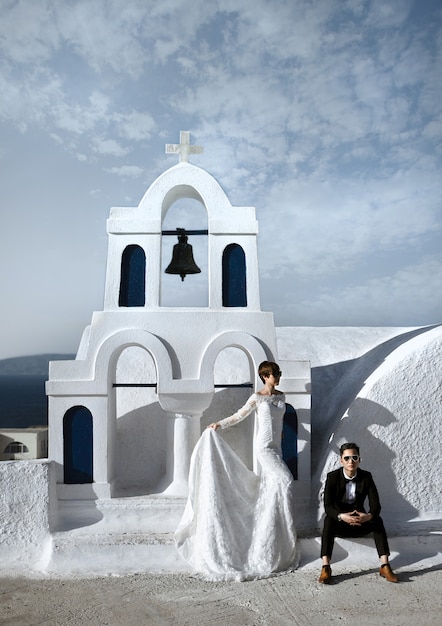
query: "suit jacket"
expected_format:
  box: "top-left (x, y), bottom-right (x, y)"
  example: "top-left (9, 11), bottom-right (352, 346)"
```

top-left (323, 467), bottom-right (382, 521)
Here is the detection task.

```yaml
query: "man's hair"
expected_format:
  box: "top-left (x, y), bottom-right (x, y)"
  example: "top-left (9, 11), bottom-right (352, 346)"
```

top-left (340, 442), bottom-right (360, 456)
top-left (258, 361), bottom-right (281, 383)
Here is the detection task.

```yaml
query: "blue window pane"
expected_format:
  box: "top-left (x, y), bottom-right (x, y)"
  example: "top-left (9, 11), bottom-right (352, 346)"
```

top-left (63, 406), bottom-right (93, 484)
top-left (222, 244), bottom-right (247, 307)
top-left (282, 404), bottom-right (298, 479)
top-left (119, 245), bottom-right (146, 307)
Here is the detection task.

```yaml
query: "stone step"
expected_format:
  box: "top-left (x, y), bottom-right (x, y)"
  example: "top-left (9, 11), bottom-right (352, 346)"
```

top-left (42, 496), bottom-right (190, 575)
top-left (55, 496), bottom-right (187, 535)
top-left (45, 530), bottom-right (189, 576)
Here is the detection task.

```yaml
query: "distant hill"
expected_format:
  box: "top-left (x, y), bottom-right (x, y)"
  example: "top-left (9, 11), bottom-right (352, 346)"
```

top-left (0, 354), bottom-right (75, 376)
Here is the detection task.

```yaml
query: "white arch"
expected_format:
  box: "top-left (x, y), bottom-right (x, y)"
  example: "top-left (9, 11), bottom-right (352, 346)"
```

top-left (199, 331), bottom-right (273, 389)
top-left (93, 329), bottom-right (173, 389)
top-left (139, 163), bottom-right (233, 221)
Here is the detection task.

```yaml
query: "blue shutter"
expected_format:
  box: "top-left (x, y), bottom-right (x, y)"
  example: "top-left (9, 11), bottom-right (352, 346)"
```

top-left (63, 406), bottom-right (93, 484)
top-left (282, 404), bottom-right (298, 479)
top-left (222, 244), bottom-right (247, 307)
top-left (119, 245), bottom-right (146, 307)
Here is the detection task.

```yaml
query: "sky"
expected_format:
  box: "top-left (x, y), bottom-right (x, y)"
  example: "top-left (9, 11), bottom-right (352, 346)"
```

top-left (0, 0), bottom-right (441, 360)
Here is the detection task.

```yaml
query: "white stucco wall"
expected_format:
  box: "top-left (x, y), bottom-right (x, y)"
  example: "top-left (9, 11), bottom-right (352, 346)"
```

top-left (0, 460), bottom-right (57, 568)
top-left (311, 325), bottom-right (442, 533)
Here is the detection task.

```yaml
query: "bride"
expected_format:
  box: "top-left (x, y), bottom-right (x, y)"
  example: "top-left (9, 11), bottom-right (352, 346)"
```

top-left (174, 361), bottom-right (299, 581)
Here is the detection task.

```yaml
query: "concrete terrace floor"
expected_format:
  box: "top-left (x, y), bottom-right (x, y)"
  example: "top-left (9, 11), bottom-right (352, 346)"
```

top-left (1, 536), bottom-right (441, 625)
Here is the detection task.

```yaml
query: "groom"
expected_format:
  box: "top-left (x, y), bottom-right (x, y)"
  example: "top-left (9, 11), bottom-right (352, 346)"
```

top-left (318, 442), bottom-right (398, 584)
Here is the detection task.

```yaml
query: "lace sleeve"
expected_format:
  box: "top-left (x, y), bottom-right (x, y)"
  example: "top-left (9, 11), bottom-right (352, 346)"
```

top-left (217, 394), bottom-right (258, 429)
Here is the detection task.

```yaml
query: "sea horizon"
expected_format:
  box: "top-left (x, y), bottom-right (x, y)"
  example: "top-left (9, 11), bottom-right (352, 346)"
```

top-left (0, 354), bottom-right (75, 429)
top-left (0, 374), bottom-right (48, 428)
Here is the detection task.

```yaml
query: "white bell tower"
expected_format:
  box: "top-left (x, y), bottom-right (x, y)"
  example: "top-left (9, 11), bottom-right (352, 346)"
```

top-left (47, 132), bottom-right (310, 506)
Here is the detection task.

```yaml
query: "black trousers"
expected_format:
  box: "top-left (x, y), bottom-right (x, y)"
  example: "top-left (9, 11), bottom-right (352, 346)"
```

top-left (320, 515), bottom-right (390, 558)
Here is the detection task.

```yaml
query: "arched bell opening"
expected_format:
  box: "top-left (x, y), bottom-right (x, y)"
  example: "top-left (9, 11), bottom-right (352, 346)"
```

top-left (160, 197), bottom-right (208, 307)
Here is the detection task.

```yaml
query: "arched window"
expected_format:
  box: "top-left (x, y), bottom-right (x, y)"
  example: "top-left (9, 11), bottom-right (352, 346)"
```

top-left (4, 442), bottom-right (29, 454)
top-left (222, 244), bottom-right (247, 307)
top-left (63, 406), bottom-right (93, 484)
top-left (282, 404), bottom-right (298, 479)
top-left (119, 245), bottom-right (146, 307)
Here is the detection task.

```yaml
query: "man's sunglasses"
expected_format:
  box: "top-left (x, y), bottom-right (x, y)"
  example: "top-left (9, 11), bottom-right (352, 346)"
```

top-left (343, 455), bottom-right (359, 462)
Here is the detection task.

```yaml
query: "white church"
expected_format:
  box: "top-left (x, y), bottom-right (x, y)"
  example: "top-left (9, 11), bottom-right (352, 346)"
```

top-left (47, 131), bottom-right (311, 502)
top-left (0, 133), bottom-right (441, 576)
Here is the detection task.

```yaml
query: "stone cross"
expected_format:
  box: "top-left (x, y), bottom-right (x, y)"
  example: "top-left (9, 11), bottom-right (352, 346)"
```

top-left (165, 131), bottom-right (203, 163)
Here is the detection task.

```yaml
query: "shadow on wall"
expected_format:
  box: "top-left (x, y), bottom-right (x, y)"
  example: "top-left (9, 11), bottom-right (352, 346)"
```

top-left (320, 398), bottom-right (418, 526)
top-left (113, 401), bottom-right (167, 496)
top-left (315, 397), bottom-right (442, 566)
top-left (310, 325), bottom-right (439, 474)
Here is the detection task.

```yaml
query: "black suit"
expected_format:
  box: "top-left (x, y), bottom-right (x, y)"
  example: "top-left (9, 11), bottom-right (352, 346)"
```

top-left (320, 467), bottom-right (390, 558)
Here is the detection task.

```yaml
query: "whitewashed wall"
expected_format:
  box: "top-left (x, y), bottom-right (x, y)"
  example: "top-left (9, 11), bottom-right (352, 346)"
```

top-left (276, 325), bottom-right (442, 534)
top-left (0, 460), bottom-right (57, 570)
top-left (315, 325), bottom-right (442, 534)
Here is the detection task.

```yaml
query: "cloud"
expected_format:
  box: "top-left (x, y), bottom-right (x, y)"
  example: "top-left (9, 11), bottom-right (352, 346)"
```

top-left (0, 0), bottom-right (59, 64)
top-left (258, 166), bottom-right (442, 280)
top-left (105, 165), bottom-right (144, 178)
top-left (54, 0), bottom-right (150, 77)
top-left (92, 137), bottom-right (129, 157)
top-left (116, 111), bottom-right (156, 141)
top-left (0, 65), bottom-right (61, 131)
top-left (366, 0), bottom-right (413, 29)
top-left (290, 254), bottom-right (442, 326)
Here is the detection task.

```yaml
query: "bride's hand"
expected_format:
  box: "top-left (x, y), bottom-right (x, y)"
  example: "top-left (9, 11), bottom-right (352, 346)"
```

top-left (208, 422), bottom-right (219, 430)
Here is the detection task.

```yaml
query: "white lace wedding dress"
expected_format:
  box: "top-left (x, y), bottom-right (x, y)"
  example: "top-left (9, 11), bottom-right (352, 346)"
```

top-left (174, 393), bottom-right (299, 581)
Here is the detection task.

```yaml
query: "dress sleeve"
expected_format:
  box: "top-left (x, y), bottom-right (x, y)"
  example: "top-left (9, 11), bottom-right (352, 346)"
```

top-left (217, 394), bottom-right (258, 429)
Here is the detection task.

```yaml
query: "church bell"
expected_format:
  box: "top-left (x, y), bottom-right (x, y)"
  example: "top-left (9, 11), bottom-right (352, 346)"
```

top-left (165, 229), bottom-right (201, 281)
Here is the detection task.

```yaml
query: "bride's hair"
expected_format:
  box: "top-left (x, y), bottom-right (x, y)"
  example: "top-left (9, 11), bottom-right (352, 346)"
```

top-left (258, 361), bottom-right (282, 383)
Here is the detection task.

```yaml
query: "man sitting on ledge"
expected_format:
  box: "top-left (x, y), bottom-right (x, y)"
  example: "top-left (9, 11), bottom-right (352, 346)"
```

top-left (319, 442), bottom-right (398, 584)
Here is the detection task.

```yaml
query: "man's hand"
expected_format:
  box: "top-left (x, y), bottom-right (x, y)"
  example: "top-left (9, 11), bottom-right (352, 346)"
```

top-left (340, 511), bottom-right (361, 526)
top-left (354, 511), bottom-right (372, 524)
top-left (340, 511), bottom-right (372, 526)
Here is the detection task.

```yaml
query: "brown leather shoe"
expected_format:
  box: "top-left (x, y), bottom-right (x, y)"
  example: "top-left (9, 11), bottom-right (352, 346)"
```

top-left (318, 564), bottom-right (332, 584)
top-left (380, 563), bottom-right (398, 582)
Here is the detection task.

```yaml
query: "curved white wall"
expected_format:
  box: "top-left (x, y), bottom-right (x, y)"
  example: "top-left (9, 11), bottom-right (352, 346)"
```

top-left (316, 325), bottom-right (442, 533)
